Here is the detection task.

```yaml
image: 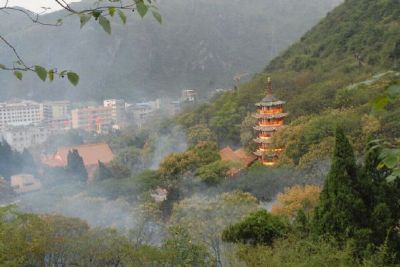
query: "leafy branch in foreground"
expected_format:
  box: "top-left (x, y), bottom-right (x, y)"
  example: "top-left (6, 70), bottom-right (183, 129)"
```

top-left (371, 84), bottom-right (400, 181)
top-left (0, 0), bottom-right (162, 85)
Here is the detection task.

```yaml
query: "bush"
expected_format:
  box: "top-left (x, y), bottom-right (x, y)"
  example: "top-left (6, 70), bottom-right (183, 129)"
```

top-left (222, 210), bottom-right (289, 246)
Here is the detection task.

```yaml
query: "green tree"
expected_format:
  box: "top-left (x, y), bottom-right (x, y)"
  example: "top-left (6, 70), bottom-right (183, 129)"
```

top-left (362, 145), bottom-right (400, 257)
top-left (66, 149), bottom-right (88, 181)
top-left (163, 226), bottom-right (213, 267)
top-left (109, 159), bottom-right (131, 179)
top-left (240, 113), bottom-right (257, 152)
top-left (196, 160), bottom-right (231, 185)
top-left (20, 149), bottom-right (37, 174)
top-left (0, 141), bottom-right (17, 179)
top-left (95, 161), bottom-right (113, 181)
top-left (313, 127), bottom-right (368, 243)
top-left (222, 210), bottom-right (289, 246)
top-left (186, 124), bottom-right (216, 146)
top-left (170, 191), bottom-right (258, 266)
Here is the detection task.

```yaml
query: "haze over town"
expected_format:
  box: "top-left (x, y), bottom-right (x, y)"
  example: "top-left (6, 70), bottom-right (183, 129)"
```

top-left (1, 0), bottom-right (400, 266)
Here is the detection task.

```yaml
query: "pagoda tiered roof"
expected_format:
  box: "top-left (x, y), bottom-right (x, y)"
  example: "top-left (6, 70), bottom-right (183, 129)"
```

top-left (253, 137), bottom-right (273, 144)
top-left (253, 112), bottom-right (288, 119)
top-left (253, 77), bottom-right (288, 166)
top-left (253, 125), bottom-right (284, 132)
top-left (255, 94), bottom-right (285, 107)
top-left (253, 150), bottom-right (280, 157)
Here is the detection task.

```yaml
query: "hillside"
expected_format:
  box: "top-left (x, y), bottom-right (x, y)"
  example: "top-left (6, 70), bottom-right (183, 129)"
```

top-left (176, 0), bottom-right (400, 167)
top-left (0, 0), bottom-right (341, 101)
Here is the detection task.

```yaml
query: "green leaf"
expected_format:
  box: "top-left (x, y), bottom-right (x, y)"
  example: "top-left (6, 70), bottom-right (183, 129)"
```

top-left (48, 69), bottom-right (54, 82)
top-left (34, 65), bottom-right (47, 81)
top-left (152, 10), bottom-right (162, 24)
top-left (382, 154), bottom-right (398, 169)
top-left (136, 1), bottom-right (148, 18)
top-left (0, 64), bottom-right (5, 69)
top-left (108, 7), bottom-right (116, 17)
top-left (67, 72), bottom-right (79, 86)
top-left (80, 14), bottom-right (91, 28)
top-left (387, 85), bottom-right (400, 99)
top-left (13, 71), bottom-right (23, 80)
top-left (392, 168), bottom-right (400, 177)
top-left (386, 174), bottom-right (397, 183)
top-left (372, 95), bottom-right (389, 110)
top-left (98, 15), bottom-right (111, 34)
top-left (57, 18), bottom-right (63, 25)
top-left (92, 10), bottom-right (102, 20)
top-left (118, 10), bottom-right (127, 24)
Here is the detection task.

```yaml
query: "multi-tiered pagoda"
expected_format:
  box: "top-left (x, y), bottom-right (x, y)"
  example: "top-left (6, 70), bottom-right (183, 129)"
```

top-left (253, 78), bottom-right (288, 166)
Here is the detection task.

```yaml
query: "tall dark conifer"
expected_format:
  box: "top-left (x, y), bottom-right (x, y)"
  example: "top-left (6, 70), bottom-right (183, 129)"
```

top-left (0, 141), bottom-right (16, 179)
top-left (66, 149), bottom-right (88, 181)
top-left (363, 145), bottom-right (400, 251)
top-left (313, 127), bottom-right (367, 241)
top-left (95, 161), bottom-right (113, 181)
top-left (21, 149), bottom-right (37, 174)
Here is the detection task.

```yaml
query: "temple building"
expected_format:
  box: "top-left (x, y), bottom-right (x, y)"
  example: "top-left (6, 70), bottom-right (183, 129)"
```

top-left (253, 78), bottom-right (288, 166)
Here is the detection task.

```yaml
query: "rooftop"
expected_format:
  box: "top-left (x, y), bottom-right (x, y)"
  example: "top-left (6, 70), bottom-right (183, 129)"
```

top-left (42, 143), bottom-right (114, 168)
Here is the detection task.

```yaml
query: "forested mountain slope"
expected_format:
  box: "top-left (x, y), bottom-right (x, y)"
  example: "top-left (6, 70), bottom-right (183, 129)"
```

top-left (0, 0), bottom-right (341, 101)
top-left (177, 0), bottom-right (400, 167)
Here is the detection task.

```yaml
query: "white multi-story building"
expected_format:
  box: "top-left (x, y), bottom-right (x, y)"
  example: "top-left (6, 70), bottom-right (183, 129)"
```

top-left (103, 99), bottom-right (126, 125)
top-left (43, 101), bottom-right (71, 130)
top-left (0, 100), bottom-right (44, 129)
top-left (1, 125), bottom-right (50, 152)
top-left (126, 99), bottom-right (161, 128)
top-left (71, 106), bottom-right (112, 134)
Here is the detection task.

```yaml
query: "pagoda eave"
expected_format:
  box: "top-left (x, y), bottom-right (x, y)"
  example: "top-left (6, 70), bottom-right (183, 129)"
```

top-left (255, 100), bottom-right (285, 107)
top-left (253, 151), bottom-right (280, 157)
top-left (253, 125), bottom-right (284, 132)
top-left (253, 113), bottom-right (288, 119)
top-left (254, 138), bottom-right (273, 144)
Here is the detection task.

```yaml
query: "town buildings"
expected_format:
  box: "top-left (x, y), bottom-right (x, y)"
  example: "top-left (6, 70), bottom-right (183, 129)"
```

top-left (125, 99), bottom-right (161, 128)
top-left (253, 78), bottom-right (288, 166)
top-left (0, 100), bottom-right (44, 129)
top-left (103, 99), bottom-right (126, 126)
top-left (43, 101), bottom-right (71, 130)
top-left (181, 89), bottom-right (197, 103)
top-left (71, 106), bottom-right (112, 134)
top-left (1, 125), bottom-right (50, 152)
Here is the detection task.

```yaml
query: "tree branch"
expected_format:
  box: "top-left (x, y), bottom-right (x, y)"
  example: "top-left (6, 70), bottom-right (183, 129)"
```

top-left (0, 34), bottom-right (31, 70)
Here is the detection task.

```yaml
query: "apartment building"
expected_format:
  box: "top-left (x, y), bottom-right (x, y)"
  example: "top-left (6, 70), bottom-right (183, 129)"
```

top-left (125, 99), bottom-right (161, 128)
top-left (0, 100), bottom-right (44, 129)
top-left (103, 99), bottom-right (126, 125)
top-left (71, 106), bottom-right (112, 134)
top-left (1, 125), bottom-right (50, 152)
top-left (43, 101), bottom-right (71, 130)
